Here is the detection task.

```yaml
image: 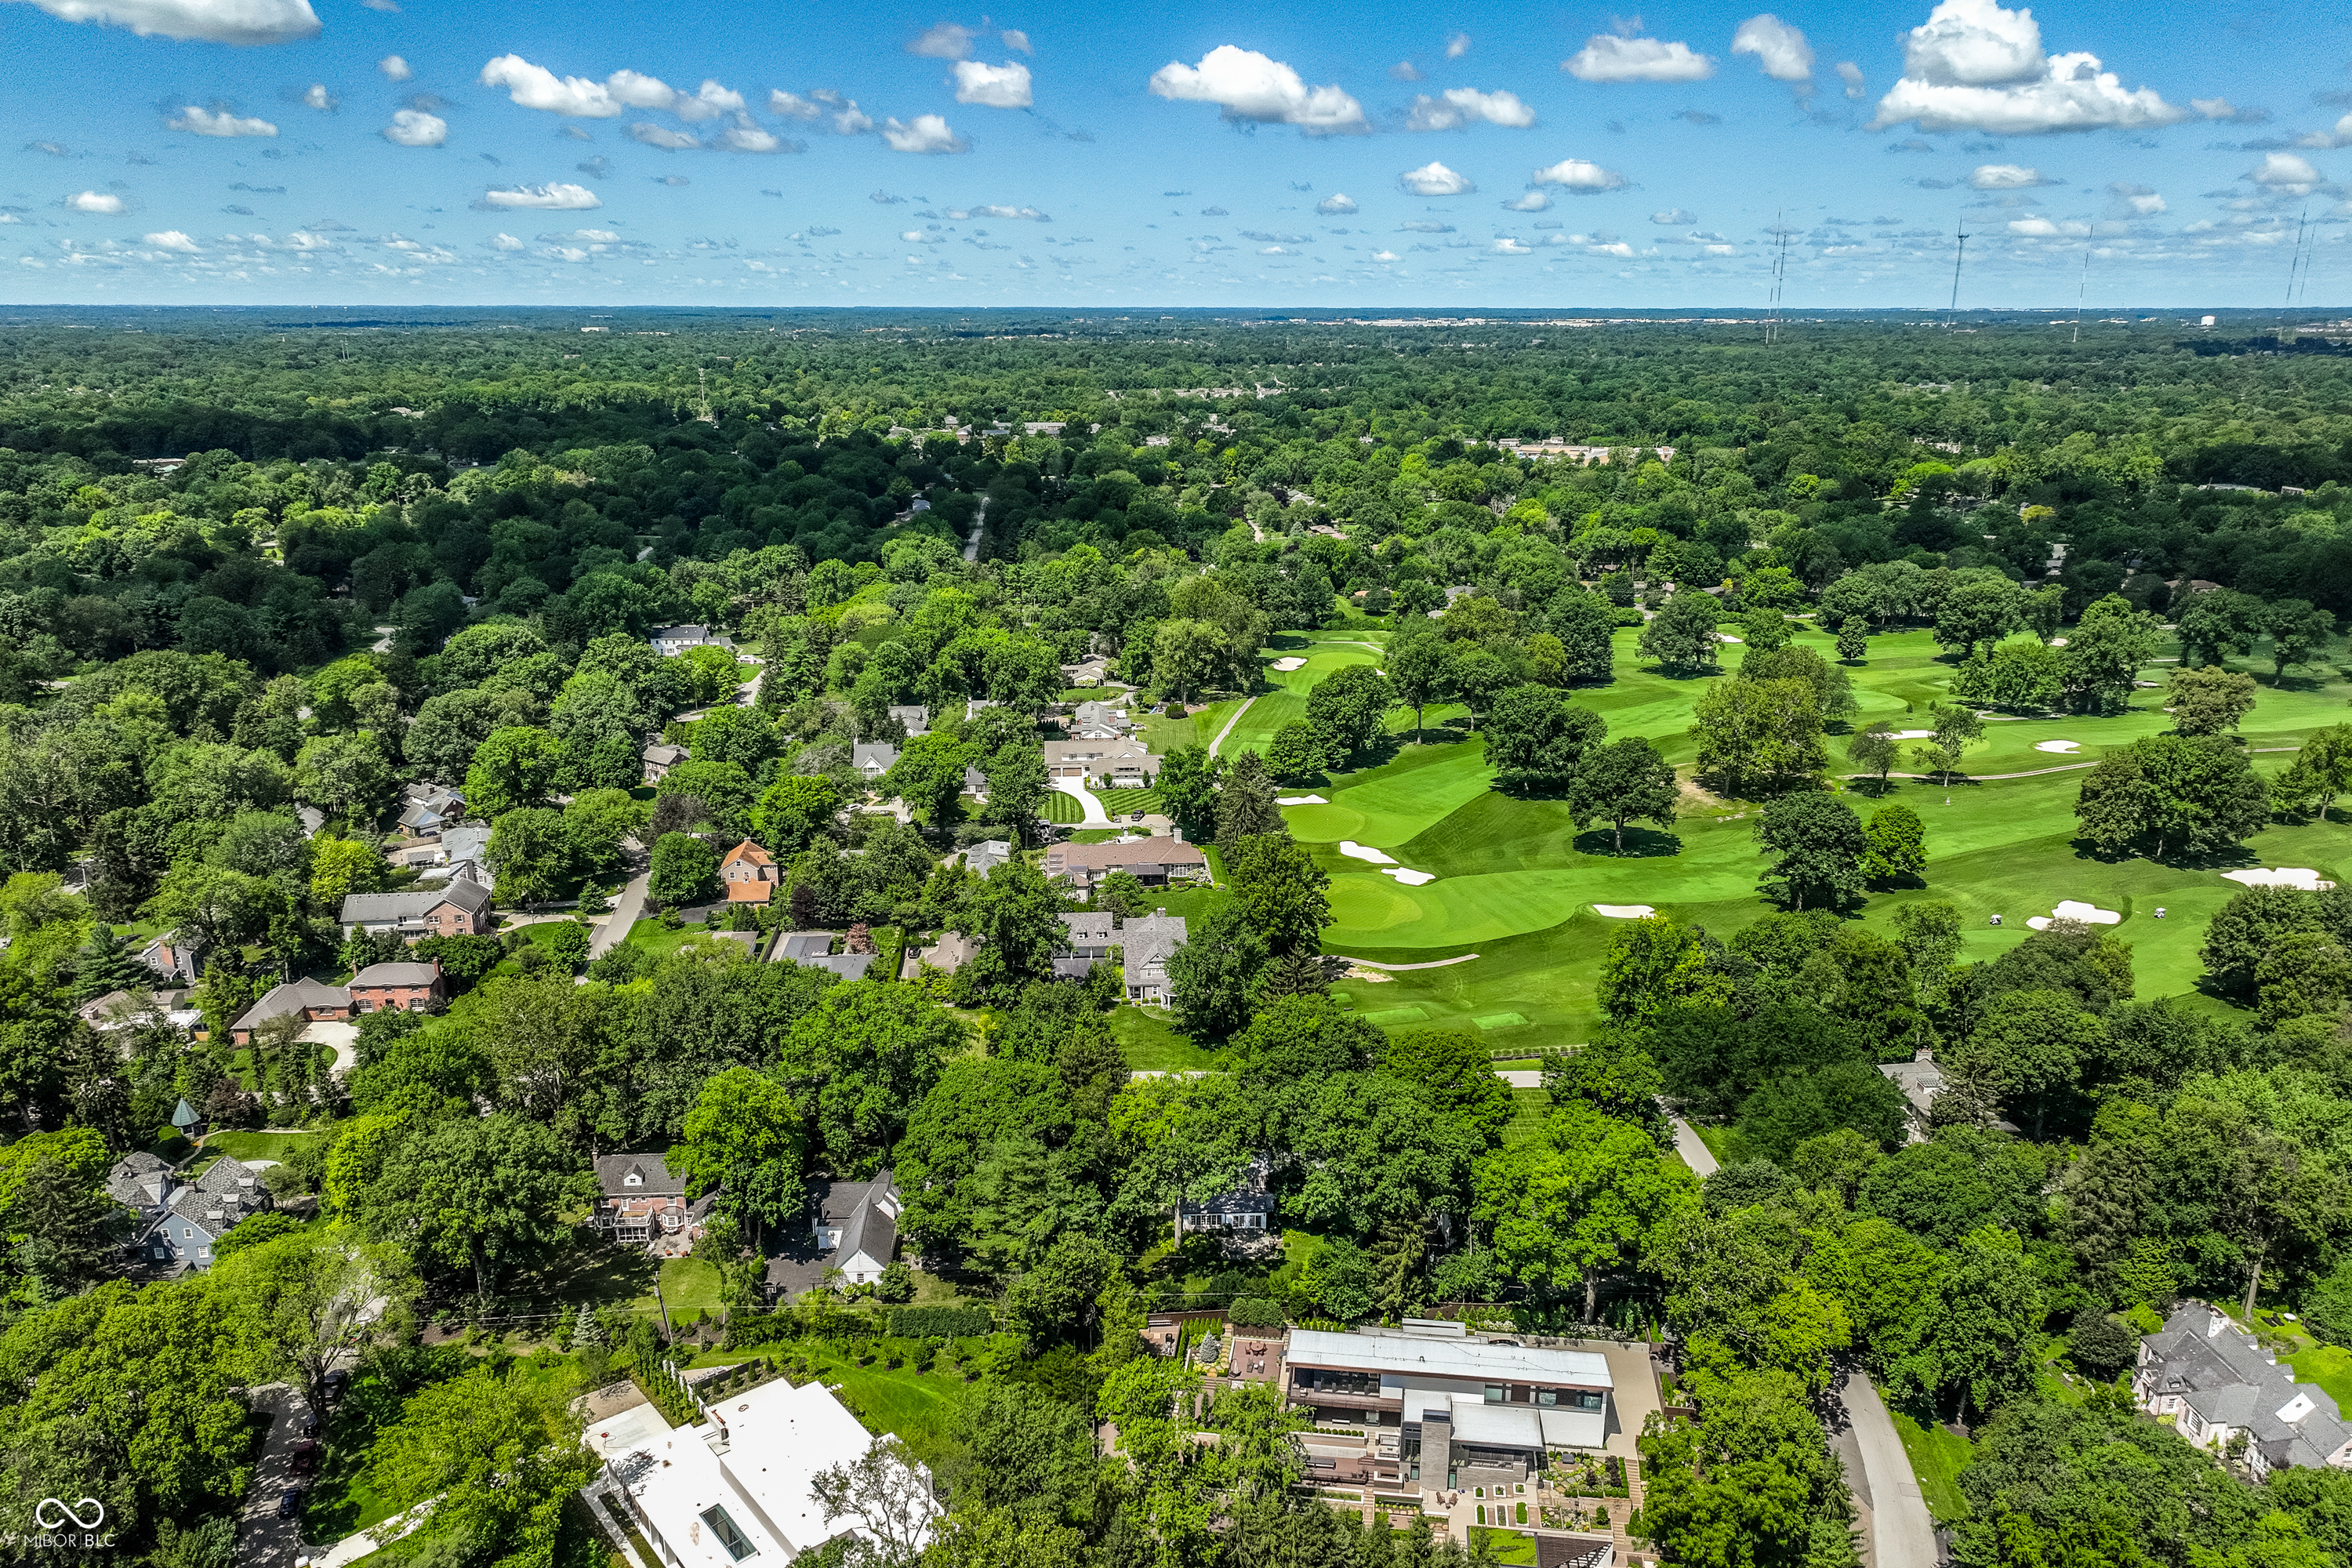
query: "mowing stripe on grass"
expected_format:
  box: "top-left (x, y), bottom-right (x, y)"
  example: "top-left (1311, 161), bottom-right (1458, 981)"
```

top-left (1472, 1011), bottom-right (1530, 1030)
top-left (1356, 1006), bottom-right (1428, 1025)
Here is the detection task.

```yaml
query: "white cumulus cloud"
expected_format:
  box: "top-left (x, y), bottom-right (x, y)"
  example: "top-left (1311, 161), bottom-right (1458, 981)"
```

top-left (2107, 181), bottom-right (2165, 216)
top-left (66, 191), bottom-right (125, 212)
top-left (1835, 61), bottom-right (1864, 98)
top-left (713, 125), bottom-right (795, 154)
top-left (1503, 191), bottom-right (1551, 211)
top-left (882, 113), bottom-right (968, 153)
top-left (1002, 28), bottom-right (1030, 53)
top-left (1530, 158), bottom-right (1628, 192)
top-left (2006, 216), bottom-right (2090, 237)
top-left (1406, 87), bottom-right (1536, 131)
top-left (142, 229), bottom-right (200, 251)
top-left (769, 90), bottom-right (821, 120)
top-left (1869, 0), bottom-right (2187, 135)
top-left (481, 56), bottom-right (623, 116)
top-left (383, 109), bottom-right (446, 147)
top-left (482, 181), bottom-right (602, 209)
top-left (1399, 160), bottom-right (1475, 196)
top-left (1563, 34), bottom-right (1715, 83)
top-left (909, 20), bottom-right (975, 59)
top-left (1651, 207), bottom-right (1695, 223)
top-left (629, 123), bottom-right (700, 150)
top-left (953, 60), bottom-right (1033, 107)
top-left (379, 55), bottom-right (412, 82)
top-left (2298, 113), bottom-right (2352, 150)
top-left (169, 106), bottom-right (278, 136)
top-left (303, 84), bottom-right (334, 110)
top-left (13, 0), bottom-right (317, 44)
top-left (1148, 45), bottom-right (1368, 135)
top-left (1969, 162), bottom-right (2052, 188)
top-left (489, 232), bottom-right (524, 249)
top-left (2249, 151), bottom-right (2321, 193)
top-left (1732, 14), bottom-right (1814, 85)
top-left (1494, 237), bottom-right (1534, 254)
top-left (1317, 193), bottom-right (1358, 214)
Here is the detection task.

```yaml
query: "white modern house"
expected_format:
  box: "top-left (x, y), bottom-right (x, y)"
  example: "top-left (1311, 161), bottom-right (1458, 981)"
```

top-left (589, 1376), bottom-right (932, 1566)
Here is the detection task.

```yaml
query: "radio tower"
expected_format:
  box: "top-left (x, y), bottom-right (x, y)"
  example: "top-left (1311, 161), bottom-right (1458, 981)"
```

top-left (1766, 212), bottom-right (1791, 345)
top-left (1945, 219), bottom-right (1970, 330)
top-left (2073, 246), bottom-right (2089, 345)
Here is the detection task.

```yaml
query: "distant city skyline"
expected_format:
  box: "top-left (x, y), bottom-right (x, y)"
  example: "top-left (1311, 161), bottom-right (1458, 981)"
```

top-left (1, 0), bottom-right (2346, 307)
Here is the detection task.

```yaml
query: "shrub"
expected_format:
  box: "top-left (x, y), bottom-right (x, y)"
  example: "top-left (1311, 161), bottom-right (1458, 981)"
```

top-left (887, 1305), bottom-right (995, 1338)
top-left (1228, 1297), bottom-right (1287, 1330)
top-left (2304, 1260), bottom-right (2352, 1347)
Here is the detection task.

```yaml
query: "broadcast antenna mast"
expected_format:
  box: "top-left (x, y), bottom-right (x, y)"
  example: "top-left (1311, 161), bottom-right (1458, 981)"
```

top-left (2283, 208), bottom-right (2310, 332)
top-left (2074, 246), bottom-right (2089, 345)
top-left (1944, 220), bottom-right (1970, 330)
top-left (1766, 210), bottom-right (1791, 345)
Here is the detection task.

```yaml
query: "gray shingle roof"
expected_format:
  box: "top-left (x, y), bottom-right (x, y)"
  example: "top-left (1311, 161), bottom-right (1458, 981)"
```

top-left (350, 961), bottom-right (443, 988)
top-left (593, 1151), bottom-right (691, 1200)
top-left (231, 978), bottom-right (352, 1032)
top-left (1120, 913), bottom-right (1189, 975)
top-left (340, 879), bottom-right (492, 924)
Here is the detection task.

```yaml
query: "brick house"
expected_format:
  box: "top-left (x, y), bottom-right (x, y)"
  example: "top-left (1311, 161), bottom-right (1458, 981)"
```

top-left (591, 1152), bottom-right (704, 1243)
top-left (340, 878), bottom-right (494, 938)
top-left (349, 958), bottom-right (448, 1014)
top-left (229, 978), bottom-right (353, 1044)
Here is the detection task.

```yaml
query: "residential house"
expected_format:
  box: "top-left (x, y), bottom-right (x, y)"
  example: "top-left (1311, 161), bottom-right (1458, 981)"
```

top-left (588, 1374), bottom-right (931, 1568)
top-left (771, 931), bottom-right (837, 964)
top-left (397, 782), bottom-right (466, 837)
top-left (295, 805), bottom-right (326, 837)
top-left (140, 933), bottom-right (208, 986)
top-left (349, 959), bottom-right (447, 1014)
top-left (1069, 701), bottom-right (1131, 739)
top-left (1280, 1323), bottom-right (1617, 1487)
top-left (441, 822), bottom-right (492, 865)
top-left (761, 1171), bottom-right (902, 1299)
top-left (642, 742), bottom-right (688, 785)
top-left (853, 741), bottom-right (899, 782)
top-left (77, 988), bottom-right (198, 1032)
top-left (888, 704), bottom-right (931, 736)
top-left (229, 978), bottom-right (354, 1045)
top-left (1878, 1050), bottom-right (1946, 1143)
top-left (650, 624), bottom-right (735, 656)
top-left (720, 839), bottom-right (779, 903)
top-left (2136, 1302), bottom-right (2352, 1476)
top-left (591, 1152), bottom-right (703, 1244)
top-left (1061, 656), bottom-right (1109, 687)
top-left (340, 879), bottom-right (494, 938)
top-left (960, 764), bottom-right (990, 803)
top-left (1119, 912), bottom-right (1189, 1005)
top-left (1044, 834), bottom-right (1208, 894)
top-left (964, 698), bottom-right (1000, 721)
top-left (1180, 1189), bottom-right (1276, 1236)
top-left (908, 931), bottom-right (975, 977)
top-left (963, 840), bottom-right (1012, 877)
top-left (107, 1152), bottom-right (273, 1272)
top-left (1055, 912), bottom-right (1116, 981)
top-left (1043, 738), bottom-right (1157, 786)
top-left (808, 953), bottom-right (875, 981)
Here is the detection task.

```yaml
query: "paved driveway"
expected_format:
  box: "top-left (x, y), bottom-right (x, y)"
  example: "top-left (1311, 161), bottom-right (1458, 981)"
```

top-left (590, 866), bottom-right (649, 959)
top-left (236, 1383), bottom-right (310, 1568)
top-left (1837, 1369), bottom-right (1939, 1568)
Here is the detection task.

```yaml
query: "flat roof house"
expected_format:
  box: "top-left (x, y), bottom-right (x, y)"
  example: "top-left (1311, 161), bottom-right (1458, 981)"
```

top-left (590, 1374), bottom-right (931, 1568)
top-left (340, 879), bottom-right (494, 938)
top-left (1282, 1323), bottom-right (1615, 1488)
top-left (1044, 834), bottom-right (1208, 894)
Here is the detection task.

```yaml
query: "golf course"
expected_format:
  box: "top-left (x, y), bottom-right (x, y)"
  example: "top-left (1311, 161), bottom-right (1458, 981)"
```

top-left (1229, 617), bottom-right (2352, 1045)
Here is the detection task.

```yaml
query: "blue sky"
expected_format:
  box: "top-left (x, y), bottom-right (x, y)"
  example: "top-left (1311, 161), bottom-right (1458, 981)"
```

top-left (4, 0), bottom-right (2350, 307)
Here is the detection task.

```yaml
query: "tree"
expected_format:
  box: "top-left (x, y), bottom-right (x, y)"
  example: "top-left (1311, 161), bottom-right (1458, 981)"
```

top-left (1385, 621), bottom-right (1452, 739)
top-left (463, 726), bottom-right (564, 817)
top-left (1934, 576), bottom-right (2020, 659)
top-left (955, 856), bottom-right (1068, 1001)
top-left (648, 831), bottom-right (719, 907)
top-left (1551, 589), bottom-right (1618, 682)
top-left (485, 806), bottom-right (575, 908)
top-left (1755, 791), bottom-right (1870, 912)
top-left (1636, 1356), bottom-right (1858, 1568)
top-left (1153, 619), bottom-right (1225, 703)
top-left (1262, 721), bottom-right (1331, 784)
top-left (1845, 721), bottom-right (1898, 793)
top-left (751, 774), bottom-right (843, 857)
top-left (1543, 1029), bottom-right (1672, 1145)
top-left (2275, 723), bottom-right (2352, 820)
top-left (1166, 902), bottom-right (1269, 1040)
top-left (883, 730), bottom-right (975, 832)
top-left (1154, 744), bottom-right (1222, 839)
top-left (1382, 1029), bottom-right (1517, 1145)
top-left (1475, 1102), bottom-right (1700, 1318)
top-left (360, 1365), bottom-right (590, 1568)
top-left (976, 739), bottom-right (1051, 842)
top-left (1484, 684), bottom-right (1608, 793)
top-left (1291, 1073), bottom-right (1483, 1242)
top-left (293, 731), bottom-right (395, 824)
top-left (671, 1066), bottom-right (808, 1243)
top-left (1569, 736), bottom-right (1679, 853)
top-left (1911, 702), bottom-right (1984, 786)
top-left (653, 759), bottom-right (758, 840)
top-left (781, 982), bottom-right (964, 1175)
top-left (1228, 832), bottom-right (1331, 957)
top-left (2061, 594), bottom-right (2161, 713)
top-left (2156, 665), bottom-right (2259, 742)
top-left (213, 1229), bottom-right (408, 1420)
top-left (1599, 916), bottom-right (1730, 1022)
top-left (357, 1114), bottom-right (593, 1299)
top-left (1639, 591), bottom-right (1722, 675)
top-left (1690, 677), bottom-right (1825, 797)
top-left (1887, 1225), bottom-right (2045, 1422)
top-left (1002, 1231), bottom-right (1121, 1348)
top-left (2176, 588), bottom-right (2263, 667)
top-left (1835, 615), bottom-right (1867, 662)
top-left (1303, 663), bottom-right (1393, 762)
top-left (2074, 734), bottom-right (2269, 860)
top-left (811, 1436), bottom-right (939, 1568)
top-left (1446, 645), bottom-right (1515, 727)
top-left (1951, 989), bottom-right (2104, 1136)
top-left (2267, 598), bottom-right (2336, 681)
top-left (1860, 804), bottom-right (1926, 884)
top-left (0, 1128), bottom-right (127, 1296)
top-left (1741, 606), bottom-right (1792, 653)
top-left (1214, 750), bottom-right (1284, 848)
top-left (1955, 639), bottom-right (2065, 713)
top-left (308, 837), bottom-right (389, 910)
top-left (562, 787), bottom-right (645, 879)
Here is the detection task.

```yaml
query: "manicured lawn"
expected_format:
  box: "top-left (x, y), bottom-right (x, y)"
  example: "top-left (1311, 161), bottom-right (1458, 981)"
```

top-left (692, 1341), bottom-right (978, 1469)
top-left (637, 1257), bottom-right (723, 1319)
top-left (1113, 1005), bottom-right (1219, 1072)
top-left (204, 1130), bottom-right (325, 1167)
top-left (1501, 1087), bottom-right (1552, 1147)
top-left (2286, 1342), bottom-right (2352, 1410)
top-left (1261, 617), bottom-right (2352, 1042)
top-left (1469, 1526), bottom-right (1539, 1564)
top-left (1094, 786), bottom-right (1162, 815)
top-left (1891, 1408), bottom-right (1974, 1524)
top-left (1043, 789), bottom-right (1084, 824)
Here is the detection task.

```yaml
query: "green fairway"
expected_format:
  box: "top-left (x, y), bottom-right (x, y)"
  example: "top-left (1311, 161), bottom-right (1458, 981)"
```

top-left (1258, 618), bottom-right (2352, 1043)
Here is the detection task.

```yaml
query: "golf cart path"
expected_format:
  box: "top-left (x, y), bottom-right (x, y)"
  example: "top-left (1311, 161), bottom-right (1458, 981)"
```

top-left (1344, 953), bottom-right (1480, 971)
top-left (1208, 695), bottom-right (1259, 757)
top-left (1848, 744), bottom-right (2300, 787)
top-left (1050, 776), bottom-right (1112, 826)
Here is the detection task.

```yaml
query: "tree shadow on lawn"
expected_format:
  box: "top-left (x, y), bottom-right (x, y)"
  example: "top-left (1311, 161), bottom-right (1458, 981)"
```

top-left (1570, 826), bottom-right (1684, 858)
top-left (512, 1231), bottom-right (660, 1308)
top-left (2063, 835), bottom-right (2263, 871)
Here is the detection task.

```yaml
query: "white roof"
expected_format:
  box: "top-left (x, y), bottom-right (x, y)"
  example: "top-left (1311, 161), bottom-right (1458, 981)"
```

top-left (1449, 1395), bottom-right (1546, 1448)
top-left (1539, 1408), bottom-right (1607, 1448)
top-left (602, 1377), bottom-right (909, 1566)
top-left (1285, 1328), bottom-right (1612, 1387)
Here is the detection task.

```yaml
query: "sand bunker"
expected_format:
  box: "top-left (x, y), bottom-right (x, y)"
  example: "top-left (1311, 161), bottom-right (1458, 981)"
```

top-left (1594, 904), bottom-right (1657, 918)
top-left (1888, 729), bottom-right (1934, 740)
top-left (1269, 657), bottom-right (1308, 671)
top-left (2223, 868), bottom-right (2338, 891)
top-left (2026, 899), bottom-right (2124, 931)
top-left (1380, 867), bottom-right (1437, 886)
top-left (1344, 966), bottom-right (1396, 983)
top-left (1277, 794), bottom-right (1327, 805)
top-left (2034, 740), bottom-right (2082, 754)
top-left (1338, 840), bottom-right (1396, 865)
top-left (2049, 637), bottom-right (2070, 647)
top-left (1716, 633), bottom-right (1744, 644)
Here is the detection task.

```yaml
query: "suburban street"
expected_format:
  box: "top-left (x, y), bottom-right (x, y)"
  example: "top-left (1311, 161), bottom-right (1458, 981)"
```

top-left (234, 1383), bottom-right (307, 1568)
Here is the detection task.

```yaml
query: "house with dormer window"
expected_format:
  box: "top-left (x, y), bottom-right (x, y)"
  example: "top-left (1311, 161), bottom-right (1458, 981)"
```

top-left (2137, 1301), bottom-right (2352, 1476)
top-left (591, 1152), bottom-right (707, 1244)
top-left (107, 1152), bottom-right (273, 1272)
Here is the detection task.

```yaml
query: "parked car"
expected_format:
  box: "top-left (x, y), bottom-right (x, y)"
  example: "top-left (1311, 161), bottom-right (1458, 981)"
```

top-left (278, 1490), bottom-right (304, 1519)
top-left (323, 1369), bottom-right (351, 1400)
top-left (290, 1442), bottom-right (321, 1476)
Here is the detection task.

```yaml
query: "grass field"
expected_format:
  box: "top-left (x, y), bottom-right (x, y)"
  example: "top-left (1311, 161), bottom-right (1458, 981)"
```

top-left (2285, 1341), bottom-right (2352, 1410)
top-left (1114, 1004), bottom-right (1220, 1071)
top-left (203, 1130), bottom-right (325, 1167)
top-left (1891, 1408), bottom-right (1974, 1523)
top-left (1243, 614), bottom-right (2352, 1043)
top-left (1043, 788), bottom-right (1084, 824)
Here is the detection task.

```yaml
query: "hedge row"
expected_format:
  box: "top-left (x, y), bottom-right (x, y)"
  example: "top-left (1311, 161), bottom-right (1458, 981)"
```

top-left (888, 1305), bottom-right (997, 1338)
